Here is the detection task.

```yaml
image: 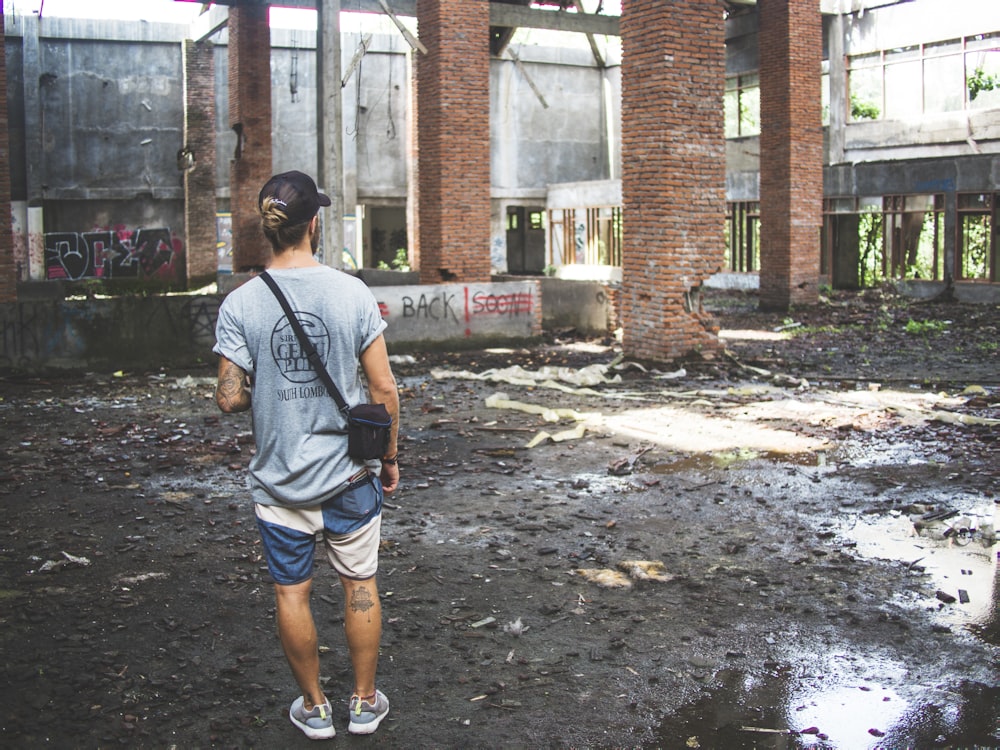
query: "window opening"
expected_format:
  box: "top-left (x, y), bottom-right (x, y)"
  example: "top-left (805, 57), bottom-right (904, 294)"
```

top-left (724, 73), bottom-right (760, 138)
top-left (724, 201), bottom-right (760, 272)
top-left (547, 206), bottom-right (622, 270)
top-left (822, 195), bottom-right (945, 289)
top-left (847, 30), bottom-right (1000, 121)
top-left (957, 193), bottom-right (995, 281)
top-left (883, 194), bottom-right (944, 281)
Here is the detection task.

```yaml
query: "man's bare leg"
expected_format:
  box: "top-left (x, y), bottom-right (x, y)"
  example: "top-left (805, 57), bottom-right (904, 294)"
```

top-left (274, 578), bottom-right (327, 709)
top-left (340, 575), bottom-right (382, 698)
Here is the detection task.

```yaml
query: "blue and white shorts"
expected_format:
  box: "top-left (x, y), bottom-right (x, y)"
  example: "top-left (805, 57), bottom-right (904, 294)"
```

top-left (255, 471), bottom-right (383, 585)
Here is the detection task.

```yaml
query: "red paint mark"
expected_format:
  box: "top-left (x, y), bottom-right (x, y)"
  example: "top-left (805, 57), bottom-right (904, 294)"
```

top-left (470, 291), bottom-right (534, 315)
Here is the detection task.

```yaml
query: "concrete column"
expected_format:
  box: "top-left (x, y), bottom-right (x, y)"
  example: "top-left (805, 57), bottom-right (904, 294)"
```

top-left (827, 11), bottom-right (847, 165)
top-left (416, 0), bottom-right (491, 284)
top-left (619, 0), bottom-right (726, 363)
top-left (21, 11), bottom-right (44, 282)
top-left (182, 39), bottom-right (218, 288)
top-left (943, 189), bottom-right (956, 287)
top-left (317, 0), bottom-right (346, 268)
top-left (0, 0), bottom-right (14, 302)
top-left (758, 0), bottom-right (824, 310)
top-left (228, 4), bottom-right (273, 271)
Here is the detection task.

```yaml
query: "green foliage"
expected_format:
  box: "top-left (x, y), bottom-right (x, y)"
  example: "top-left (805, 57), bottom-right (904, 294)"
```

top-left (377, 248), bottom-right (410, 272)
top-left (858, 211), bottom-right (885, 288)
top-left (850, 94), bottom-right (880, 121)
top-left (968, 67), bottom-right (999, 101)
top-left (904, 318), bottom-right (947, 335)
top-left (960, 216), bottom-right (990, 279)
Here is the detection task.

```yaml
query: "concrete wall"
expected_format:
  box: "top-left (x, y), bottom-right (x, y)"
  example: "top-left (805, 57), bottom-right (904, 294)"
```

top-left (0, 279), bottom-right (546, 371)
top-left (723, 1), bottom-right (1000, 192)
top-left (491, 45), bottom-right (619, 190)
top-left (4, 12), bottom-right (616, 283)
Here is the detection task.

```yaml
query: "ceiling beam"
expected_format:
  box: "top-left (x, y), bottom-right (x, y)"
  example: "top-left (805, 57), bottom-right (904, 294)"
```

top-left (490, 4), bottom-right (619, 35)
top-left (176, 1), bottom-right (621, 36)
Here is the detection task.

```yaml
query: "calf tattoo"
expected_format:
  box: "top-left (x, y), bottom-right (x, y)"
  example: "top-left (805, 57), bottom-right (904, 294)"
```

top-left (351, 585), bottom-right (376, 622)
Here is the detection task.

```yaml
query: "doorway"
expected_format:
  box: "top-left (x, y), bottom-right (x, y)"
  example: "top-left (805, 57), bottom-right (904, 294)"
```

top-left (506, 206), bottom-right (546, 274)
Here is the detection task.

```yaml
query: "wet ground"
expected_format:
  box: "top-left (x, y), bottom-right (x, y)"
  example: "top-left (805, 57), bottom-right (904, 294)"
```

top-left (0, 287), bottom-right (998, 749)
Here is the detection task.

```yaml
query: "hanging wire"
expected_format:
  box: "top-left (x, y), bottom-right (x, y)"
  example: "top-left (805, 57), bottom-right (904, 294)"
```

top-left (386, 55), bottom-right (397, 140)
top-left (289, 35), bottom-right (299, 103)
top-left (347, 53), bottom-right (363, 137)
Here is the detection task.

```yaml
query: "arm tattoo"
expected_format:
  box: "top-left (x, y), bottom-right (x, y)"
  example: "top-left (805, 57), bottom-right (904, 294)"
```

top-left (216, 359), bottom-right (251, 412)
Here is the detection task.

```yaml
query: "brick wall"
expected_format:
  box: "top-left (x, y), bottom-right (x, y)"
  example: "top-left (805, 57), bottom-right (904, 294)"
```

top-left (415, 0), bottom-right (491, 284)
top-left (183, 40), bottom-right (218, 287)
top-left (228, 5), bottom-right (272, 271)
top-left (619, 0), bottom-right (726, 363)
top-left (0, 0), bottom-right (15, 303)
top-left (758, 0), bottom-right (823, 310)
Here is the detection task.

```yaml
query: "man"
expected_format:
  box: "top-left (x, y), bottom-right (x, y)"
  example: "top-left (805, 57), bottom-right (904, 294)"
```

top-left (213, 170), bottom-right (399, 740)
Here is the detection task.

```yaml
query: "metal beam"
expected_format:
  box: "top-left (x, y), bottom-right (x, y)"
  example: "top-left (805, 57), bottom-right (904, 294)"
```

top-left (572, 0), bottom-right (605, 68)
top-left (376, 0), bottom-right (427, 53)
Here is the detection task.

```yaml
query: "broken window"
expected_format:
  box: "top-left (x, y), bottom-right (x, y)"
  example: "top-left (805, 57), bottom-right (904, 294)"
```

top-left (848, 30), bottom-right (1000, 121)
top-left (966, 33), bottom-right (1000, 109)
top-left (884, 46), bottom-right (922, 120)
top-left (724, 73), bottom-right (760, 138)
top-left (847, 52), bottom-right (882, 121)
top-left (924, 39), bottom-right (966, 113)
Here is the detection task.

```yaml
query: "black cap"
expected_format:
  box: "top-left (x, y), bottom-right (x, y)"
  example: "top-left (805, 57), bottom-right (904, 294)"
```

top-left (258, 170), bottom-right (332, 225)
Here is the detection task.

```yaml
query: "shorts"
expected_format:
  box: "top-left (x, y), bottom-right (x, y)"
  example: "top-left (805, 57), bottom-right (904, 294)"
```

top-left (255, 471), bottom-right (383, 585)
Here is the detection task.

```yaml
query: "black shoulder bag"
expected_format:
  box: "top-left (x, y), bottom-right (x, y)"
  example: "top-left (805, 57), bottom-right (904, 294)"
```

top-left (259, 271), bottom-right (392, 461)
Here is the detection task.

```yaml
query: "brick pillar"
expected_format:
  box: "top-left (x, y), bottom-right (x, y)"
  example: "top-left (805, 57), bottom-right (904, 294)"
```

top-left (619, 0), bottom-right (725, 363)
top-left (758, 0), bottom-right (823, 310)
top-left (415, 0), bottom-right (491, 284)
top-left (0, 0), bottom-right (16, 303)
top-left (228, 5), bottom-right (272, 271)
top-left (407, 49), bottom-right (420, 272)
top-left (183, 39), bottom-right (218, 288)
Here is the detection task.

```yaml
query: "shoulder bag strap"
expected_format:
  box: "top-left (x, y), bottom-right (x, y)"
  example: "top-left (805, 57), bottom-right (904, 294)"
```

top-left (258, 271), bottom-right (350, 414)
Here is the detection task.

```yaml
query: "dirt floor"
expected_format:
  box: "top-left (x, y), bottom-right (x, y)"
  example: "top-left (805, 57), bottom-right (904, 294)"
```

top-left (1, 286), bottom-right (998, 749)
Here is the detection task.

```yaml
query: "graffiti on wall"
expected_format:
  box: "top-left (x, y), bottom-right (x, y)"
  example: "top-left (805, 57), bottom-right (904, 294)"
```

top-left (375, 282), bottom-right (539, 340)
top-left (44, 226), bottom-right (183, 282)
top-left (0, 282), bottom-right (539, 370)
top-left (393, 289), bottom-right (534, 324)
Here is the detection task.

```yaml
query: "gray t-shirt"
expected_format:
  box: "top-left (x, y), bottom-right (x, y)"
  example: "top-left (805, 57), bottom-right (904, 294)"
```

top-left (213, 266), bottom-right (387, 507)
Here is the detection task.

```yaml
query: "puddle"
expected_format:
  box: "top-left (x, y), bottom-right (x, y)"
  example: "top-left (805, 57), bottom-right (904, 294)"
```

top-left (835, 437), bottom-right (948, 468)
top-left (648, 662), bottom-right (1000, 749)
top-left (841, 508), bottom-right (999, 643)
top-left (650, 449), bottom-right (829, 474)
